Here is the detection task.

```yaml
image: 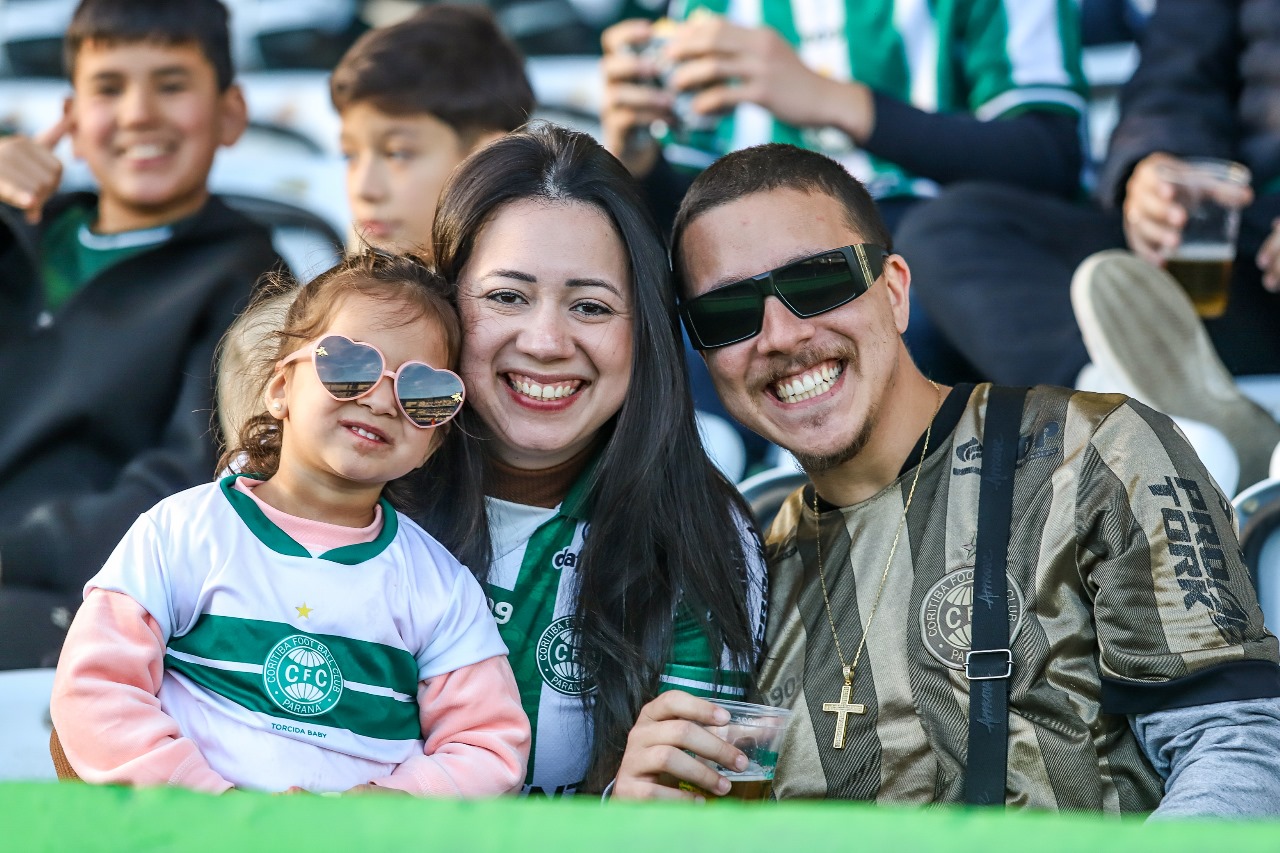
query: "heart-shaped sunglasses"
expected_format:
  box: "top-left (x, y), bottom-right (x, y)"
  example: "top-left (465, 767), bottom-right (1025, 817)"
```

top-left (277, 334), bottom-right (465, 429)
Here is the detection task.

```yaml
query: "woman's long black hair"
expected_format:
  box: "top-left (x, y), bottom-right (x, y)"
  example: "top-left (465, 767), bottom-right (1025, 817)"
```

top-left (415, 122), bottom-right (759, 790)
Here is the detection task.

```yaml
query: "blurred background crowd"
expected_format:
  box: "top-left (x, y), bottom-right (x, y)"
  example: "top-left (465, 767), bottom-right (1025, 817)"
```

top-left (0, 0), bottom-right (1151, 282)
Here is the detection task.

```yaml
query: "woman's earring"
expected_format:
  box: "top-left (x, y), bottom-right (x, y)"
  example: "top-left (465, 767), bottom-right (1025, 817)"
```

top-left (272, 402), bottom-right (282, 410)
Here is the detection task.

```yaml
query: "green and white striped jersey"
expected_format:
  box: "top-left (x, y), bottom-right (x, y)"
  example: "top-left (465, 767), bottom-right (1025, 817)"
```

top-left (665, 0), bottom-right (1088, 198)
top-left (87, 476), bottom-right (509, 793)
top-left (486, 469), bottom-right (767, 797)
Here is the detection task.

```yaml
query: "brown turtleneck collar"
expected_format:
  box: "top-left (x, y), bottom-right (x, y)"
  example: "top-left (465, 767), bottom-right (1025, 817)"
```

top-left (485, 443), bottom-right (599, 509)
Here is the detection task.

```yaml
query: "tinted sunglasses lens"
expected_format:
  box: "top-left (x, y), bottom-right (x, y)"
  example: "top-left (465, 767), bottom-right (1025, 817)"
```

top-left (685, 281), bottom-right (764, 347)
top-left (396, 363), bottom-right (465, 428)
top-left (774, 251), bottom-right (861, 316)
top-left (313, 335), bottom-right (382, 399)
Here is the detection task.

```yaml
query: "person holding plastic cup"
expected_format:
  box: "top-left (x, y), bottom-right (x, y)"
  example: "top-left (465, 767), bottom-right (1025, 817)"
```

top-left (674, 699), bottom-right (791, 801)
top-left (420, 123), bottom-right (768, 799)
top-left (620, 141), bottom-right (1280, 816)
top-left (617, 692), bottom-right (792, 802)
top-left (1137, 157), bottom-right (1252, 317)
top-left (599, 3), bottom-right (1088, 232)
top-left (1067, 0), bottom-right (1280, 490)
top-left (892, 0), bottom-right (1280, 490)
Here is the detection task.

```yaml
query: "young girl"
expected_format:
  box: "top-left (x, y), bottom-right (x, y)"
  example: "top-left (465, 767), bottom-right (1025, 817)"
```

top-left (50, 252), bottom-right (530, 795)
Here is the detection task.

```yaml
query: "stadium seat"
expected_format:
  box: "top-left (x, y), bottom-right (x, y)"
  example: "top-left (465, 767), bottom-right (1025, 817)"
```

top-left (738, 465), bottom-right (809, 532)
top-left (695, 411), bottom-right (747, 483)
top-left (221, 192), bottom-right (344, 283)
top-left (0, 669), bottom-right (57, 782)
top-left (1171, 418), bottom-right (1240, 500)
top-left (1234, 478), bottom-right (1280, 631)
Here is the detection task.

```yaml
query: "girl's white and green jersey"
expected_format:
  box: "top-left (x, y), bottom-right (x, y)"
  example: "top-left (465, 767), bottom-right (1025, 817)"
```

top-left (86, 476), bottom-right (508, 793)
top-left (486, 471), bottom-right (767, 797)
top-left (664, 0), bottom-right (1088, 199)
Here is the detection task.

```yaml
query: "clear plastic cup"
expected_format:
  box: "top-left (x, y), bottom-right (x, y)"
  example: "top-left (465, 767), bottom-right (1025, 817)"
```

top-left (1155, 157), bottom-right (1252, 318)
top-left (680, 697), bottom-right (792, 801)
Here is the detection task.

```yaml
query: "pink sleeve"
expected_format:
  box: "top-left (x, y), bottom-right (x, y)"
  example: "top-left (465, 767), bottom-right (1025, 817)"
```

top-left (371, 655), bottom-right (530, 797)
top-left (49, 589), bottom-right (232, 793)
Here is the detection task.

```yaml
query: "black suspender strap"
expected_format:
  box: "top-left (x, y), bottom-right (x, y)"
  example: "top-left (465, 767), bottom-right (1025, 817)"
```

top-left (963, 385), bottom-right (1027, 807)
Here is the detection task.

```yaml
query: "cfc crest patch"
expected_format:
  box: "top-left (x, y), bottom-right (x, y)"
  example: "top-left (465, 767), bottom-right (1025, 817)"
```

top-left (263, 635), bottom-right (344, 716)
top-left (920, 568), bottom-right (1024, 670)
top-left (536, 616), bottom-right (595, 696)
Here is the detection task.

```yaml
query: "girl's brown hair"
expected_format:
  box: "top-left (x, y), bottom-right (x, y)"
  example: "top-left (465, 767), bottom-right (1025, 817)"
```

top-left (215, 251), bottom-right (461, 505)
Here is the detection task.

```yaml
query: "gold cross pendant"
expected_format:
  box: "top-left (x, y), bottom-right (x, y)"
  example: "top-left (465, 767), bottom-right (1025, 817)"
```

top-left (822, 681), bottom-right (866, 749)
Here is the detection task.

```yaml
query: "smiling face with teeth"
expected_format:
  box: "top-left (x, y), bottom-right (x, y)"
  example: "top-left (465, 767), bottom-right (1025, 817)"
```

top-left (457, 199), bottom-right (633, 469)
top-left (265, 292), bottom-right (450, 509)
top-left (67, 40), bottom-right (247, 234)
top-left (680, 187), bottom-right (929, 487)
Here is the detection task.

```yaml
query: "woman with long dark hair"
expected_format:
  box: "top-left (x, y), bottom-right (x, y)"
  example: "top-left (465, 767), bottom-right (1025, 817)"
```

top-left (414, 122), bottom-right (764, 796)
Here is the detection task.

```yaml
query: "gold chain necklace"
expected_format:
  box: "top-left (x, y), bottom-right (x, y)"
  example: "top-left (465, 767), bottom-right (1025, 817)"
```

top-left (816, 380), bottom-right (940, 749)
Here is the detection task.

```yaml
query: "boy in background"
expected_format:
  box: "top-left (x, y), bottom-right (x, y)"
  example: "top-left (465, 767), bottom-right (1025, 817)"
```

top-left (0, 0), bottom-right (282, 668)
top-left (330, 5), bottom-right (534, 255)
top-left (213, 6), bottom-right (534, 476)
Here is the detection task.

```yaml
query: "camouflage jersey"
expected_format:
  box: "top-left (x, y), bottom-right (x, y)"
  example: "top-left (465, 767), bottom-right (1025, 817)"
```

top-left (758, 383), bottom-right (1280, 810)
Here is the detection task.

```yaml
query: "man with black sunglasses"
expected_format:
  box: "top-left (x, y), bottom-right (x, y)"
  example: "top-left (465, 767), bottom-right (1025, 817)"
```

top-left (611, 143), bottom-right (1280, 817)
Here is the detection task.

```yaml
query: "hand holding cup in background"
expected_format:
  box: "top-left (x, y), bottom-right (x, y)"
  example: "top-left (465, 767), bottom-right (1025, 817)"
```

top-left (1155, 158), bottom-right (1251, 318)
top-left (601, 13), bottom-right (872, 176)
top-left (1124, 154), bottom-right (1252, 318)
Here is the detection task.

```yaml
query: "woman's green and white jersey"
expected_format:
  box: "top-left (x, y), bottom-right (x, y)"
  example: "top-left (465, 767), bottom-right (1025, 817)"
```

top-left (485, 472), bottom-right (767, 797)
top-left (86, 476), bottom-right (508, 793)
top-left (664, 0), bottom-right (1088, 199)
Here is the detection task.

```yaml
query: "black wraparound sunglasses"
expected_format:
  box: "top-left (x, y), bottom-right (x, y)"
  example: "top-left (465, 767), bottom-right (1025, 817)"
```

top-left (680, 243), bottom-right (889, 349)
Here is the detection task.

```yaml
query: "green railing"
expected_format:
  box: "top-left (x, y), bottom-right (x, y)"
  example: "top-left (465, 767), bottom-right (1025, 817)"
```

top-left (6, 782), bottom-right (1280, 852)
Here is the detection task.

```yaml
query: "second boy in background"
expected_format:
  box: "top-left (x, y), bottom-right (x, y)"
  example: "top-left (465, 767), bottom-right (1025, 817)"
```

top-left (216, 6), bottom-right (535, 455)
top-left (331, 5), bottom-right (535, 255)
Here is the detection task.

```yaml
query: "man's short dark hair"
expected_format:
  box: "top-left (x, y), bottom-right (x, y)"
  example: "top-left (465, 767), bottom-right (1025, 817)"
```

top-left (330, 5), bottom-right (534, 140)
top-left (64, 0), bottom-right (235, 91)
top-left (671, 143), bottom-right (893, 291)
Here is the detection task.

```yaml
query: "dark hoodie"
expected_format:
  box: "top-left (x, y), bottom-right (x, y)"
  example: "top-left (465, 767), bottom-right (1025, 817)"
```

top-left (0, 192), bottom-right (282, 664)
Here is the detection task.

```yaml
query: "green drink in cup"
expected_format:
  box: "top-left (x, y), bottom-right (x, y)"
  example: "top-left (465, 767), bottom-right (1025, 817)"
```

top-left (679, 698), bottom-right (792, 801)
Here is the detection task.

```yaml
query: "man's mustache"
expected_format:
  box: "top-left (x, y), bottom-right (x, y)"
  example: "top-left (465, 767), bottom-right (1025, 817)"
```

top-left (755, 346), bottom-right (858, 390)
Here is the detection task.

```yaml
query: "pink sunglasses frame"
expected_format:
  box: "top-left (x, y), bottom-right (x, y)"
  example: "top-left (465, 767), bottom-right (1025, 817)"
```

top-left (276, 334), bottom-right (465, 429)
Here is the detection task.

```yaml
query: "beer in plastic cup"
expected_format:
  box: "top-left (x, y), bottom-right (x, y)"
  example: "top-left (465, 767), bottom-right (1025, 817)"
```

top-left (1155, 157), bottom-right (1251, 318)
top-left (678, 697), bottom-right (792, 802)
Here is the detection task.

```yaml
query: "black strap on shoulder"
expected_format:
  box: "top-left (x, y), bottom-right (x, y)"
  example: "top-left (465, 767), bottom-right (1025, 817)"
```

top-left (963, 385), bottom-right (1027, 807)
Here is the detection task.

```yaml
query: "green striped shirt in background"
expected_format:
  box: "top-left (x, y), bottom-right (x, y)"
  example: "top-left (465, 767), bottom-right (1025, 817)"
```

top-left (664, 0), bottom-right (1088, 199)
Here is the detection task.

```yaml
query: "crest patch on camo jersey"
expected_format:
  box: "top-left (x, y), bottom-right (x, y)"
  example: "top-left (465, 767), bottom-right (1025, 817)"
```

top-left (920, 568), bottom-right (1024, 670)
